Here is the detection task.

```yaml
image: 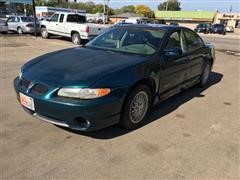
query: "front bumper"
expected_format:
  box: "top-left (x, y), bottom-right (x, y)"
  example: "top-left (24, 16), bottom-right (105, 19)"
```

top-left (14, 77), bottom-right (126, 131)
top-left (211, 29), bottom-right (225, 34)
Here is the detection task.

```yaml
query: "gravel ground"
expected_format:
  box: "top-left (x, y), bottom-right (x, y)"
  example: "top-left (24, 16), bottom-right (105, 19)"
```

top-left (0, 35), bottom-right (239, 180)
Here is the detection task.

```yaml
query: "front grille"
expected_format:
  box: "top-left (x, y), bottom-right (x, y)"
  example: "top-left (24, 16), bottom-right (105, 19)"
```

top-left (19, 78), bottom-right (49, 96)
top-left (20, 78), bottom-right (31, 89)
top-left (31, 84), bottom-right (49, 95)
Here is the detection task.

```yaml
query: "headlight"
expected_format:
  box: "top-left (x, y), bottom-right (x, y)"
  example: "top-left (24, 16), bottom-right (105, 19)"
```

top-left (57, 88), bottom-right (111, 99)
top-left (19, 70), bottom-right (22, 79)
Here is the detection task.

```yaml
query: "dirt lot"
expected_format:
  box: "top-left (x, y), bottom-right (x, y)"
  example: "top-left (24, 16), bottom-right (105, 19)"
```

top-left (0, 35), bottom-right (239, 179)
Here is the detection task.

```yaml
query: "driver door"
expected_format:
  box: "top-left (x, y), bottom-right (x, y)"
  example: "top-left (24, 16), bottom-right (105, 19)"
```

top-left (159, 30), bottom-right (190, 93)
top-left (6, 17), bottom-right (15, 31)
top-left (47, 13), bottom-right (59, 34)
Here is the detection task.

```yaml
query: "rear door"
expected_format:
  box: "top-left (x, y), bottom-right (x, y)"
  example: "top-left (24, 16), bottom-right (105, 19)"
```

top-left (182, 28), bottom-right (206, 80)
top-left (64, 14), bottom-right (86, 36)
top-left (159, 29), bottom-right (189, 93)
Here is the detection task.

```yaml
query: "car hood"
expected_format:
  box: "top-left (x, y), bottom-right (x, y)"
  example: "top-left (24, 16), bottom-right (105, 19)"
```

top-left (22, 47), bottom-right (148, 87)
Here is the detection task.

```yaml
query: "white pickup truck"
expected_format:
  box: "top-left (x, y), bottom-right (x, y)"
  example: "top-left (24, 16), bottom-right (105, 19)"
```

top-left (40, 12), bottom-right (109, 45)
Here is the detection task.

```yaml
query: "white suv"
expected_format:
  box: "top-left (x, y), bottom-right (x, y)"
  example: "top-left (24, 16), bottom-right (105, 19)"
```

top-left (40, 12), bottom-right (109, 45)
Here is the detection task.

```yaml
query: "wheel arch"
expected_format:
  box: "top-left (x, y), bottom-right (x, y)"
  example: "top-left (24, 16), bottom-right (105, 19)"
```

top-left (40, 25), bottom-right (46, 29)
top-left (71, 30), bottom-right (80, 36)
top-left (125, 77), bottom-right (157, 106)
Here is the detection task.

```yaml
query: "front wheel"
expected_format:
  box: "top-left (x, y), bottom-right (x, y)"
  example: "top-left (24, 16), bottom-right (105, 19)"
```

top-left (41, 27), bottom-right (49, 38)
top-left (199, 61), bottom-right (211, 87)
top-left (71, 33), bottom-right (81, 45)
top-left (120, 84), bottom-right (152, 130)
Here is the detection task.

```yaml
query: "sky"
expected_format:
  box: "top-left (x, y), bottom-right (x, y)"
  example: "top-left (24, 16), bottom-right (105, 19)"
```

top-left (4, 0), bottom-right (240, 13)
top-left (92, 0), bottom-right (240, 13)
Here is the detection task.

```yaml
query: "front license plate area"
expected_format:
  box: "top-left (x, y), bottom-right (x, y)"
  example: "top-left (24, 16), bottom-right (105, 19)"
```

top-left (20, 93), bottom-right (35, 111)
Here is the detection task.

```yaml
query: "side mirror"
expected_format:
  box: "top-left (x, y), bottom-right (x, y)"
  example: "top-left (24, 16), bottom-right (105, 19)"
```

top-left (164, 47), bottom-right (183, 57)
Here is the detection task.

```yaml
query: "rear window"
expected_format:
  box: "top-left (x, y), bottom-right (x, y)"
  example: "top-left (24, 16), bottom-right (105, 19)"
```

top-left (213, 24), bottom-right (224, 28)
top-left (21, 17), bottom-right (35, 22)
top-left (66, 14), bottom-right (86, 23)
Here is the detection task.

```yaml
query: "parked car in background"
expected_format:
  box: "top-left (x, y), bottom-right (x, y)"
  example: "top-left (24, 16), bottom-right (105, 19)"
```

top-left (14, 25), bottom-right (215, 131)
top-left (7, 16), bottom-right (40, 34)
top-left (40, 12), bottom-right (110, 45)
top-left (225, 26), bottom-right (234, 32)
top-left (195, 23), bottom-right (211, 33)
top-left (0, 19), bottom-right (8, 33)
top-left (169, 22), bottom-right (179, 26)
top-left (113, 22), bottom-right (133, 27)
top-left (210, 24), bottom-right (226, 35)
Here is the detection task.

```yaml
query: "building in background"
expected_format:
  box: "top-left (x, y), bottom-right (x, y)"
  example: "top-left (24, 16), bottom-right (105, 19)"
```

top-left (155, 11), bottom-right (217, 29)
top-left (109, 13), bottom-right (142, 24)
top-left (35, 6), bottom-right (86, 19)
top-left (214, 13), bottom-right (240, 28)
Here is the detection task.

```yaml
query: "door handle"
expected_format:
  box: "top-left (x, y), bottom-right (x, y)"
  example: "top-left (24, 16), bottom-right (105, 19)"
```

top-left (174, 58), bottom-right (188, 64)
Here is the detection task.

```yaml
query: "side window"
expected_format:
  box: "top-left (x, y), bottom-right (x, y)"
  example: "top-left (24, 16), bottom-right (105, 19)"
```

top-left (165, 31), bottom-right (181, 49)
top-left (67, 14), bottom-right (86, 23)
top-left (14, 17), bottom-right (20, 22)
top-left (50, 14), bottom-right (59, 22)
top-left (183, 29), bottom-right (204, 51)
top-left (59, 14), bottom-right (64, 23)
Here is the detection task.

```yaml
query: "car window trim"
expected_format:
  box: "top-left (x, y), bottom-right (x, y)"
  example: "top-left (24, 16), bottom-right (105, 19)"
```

top-left (182, 28), bottom-right (205, 53)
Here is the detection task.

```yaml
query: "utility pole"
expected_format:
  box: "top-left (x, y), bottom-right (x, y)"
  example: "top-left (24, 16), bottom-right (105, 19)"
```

top-left (103, 0), bottom-right (106, 24)
top-left (229, 5), bottom-right (232, 13)
top-left (32, 0), bottom-right (37, 37)
top-left (166, 0), bottom-right (169, 11)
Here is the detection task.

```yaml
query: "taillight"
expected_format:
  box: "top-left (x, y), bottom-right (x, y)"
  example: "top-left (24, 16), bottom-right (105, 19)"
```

top-left (85, 26), bottom-right (89, 33)
top-left (26, 23), bottom-right (33, 28)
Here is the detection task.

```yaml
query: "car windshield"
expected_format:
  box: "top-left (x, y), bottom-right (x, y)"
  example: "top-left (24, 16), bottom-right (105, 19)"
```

top-left (21, 17), bottom-right (35, 22)
top-left (86, 27), bottom-right (166, 55)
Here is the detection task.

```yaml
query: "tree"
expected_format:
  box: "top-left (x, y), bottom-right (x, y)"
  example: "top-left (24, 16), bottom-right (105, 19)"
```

top-left (121, 5), bottom-right (136, 13)
top-left (35, 0), bottom-right (46, 6)
top-left (158, 0), bottom-right (181, 11)
top-left (135, 5), bottom-right (152, 17)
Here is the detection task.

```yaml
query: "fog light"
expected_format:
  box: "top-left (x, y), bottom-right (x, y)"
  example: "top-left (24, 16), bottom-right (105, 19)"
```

top-left (75, 117), bottom-right (90, 130)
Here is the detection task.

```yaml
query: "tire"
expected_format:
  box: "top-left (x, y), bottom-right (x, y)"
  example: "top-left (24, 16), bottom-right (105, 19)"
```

top-left (71, 33), bottom-right (81, 45)
top-left (17, 27), bottom-right (23, 34)
top-left (199, 61), bottom-right (211, 87)
top-left (120, 84), bottom-right (152, 130)
top-left (41, 27), bottom-right (49, 38)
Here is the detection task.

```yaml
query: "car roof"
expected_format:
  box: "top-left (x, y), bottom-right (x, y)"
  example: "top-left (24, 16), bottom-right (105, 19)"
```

top-left (114, 24), bottom-right (186, 31)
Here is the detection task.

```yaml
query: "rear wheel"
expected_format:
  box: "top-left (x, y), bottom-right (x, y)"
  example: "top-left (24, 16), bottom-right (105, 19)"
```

top-left (199, 61), bottom-right (211, 87)
top-left (71, 33), bottom-right (81, 45)
top-left (17, 27), bottom-right (23, 34)
top-left (41, 27), bottom-right (49, 38)
top-left (120, 84), bottom-right (151, 129)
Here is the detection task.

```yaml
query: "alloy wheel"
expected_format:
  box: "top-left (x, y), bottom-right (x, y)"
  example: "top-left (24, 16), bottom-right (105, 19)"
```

top-left (129, 91), bottom-right (149, 124)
